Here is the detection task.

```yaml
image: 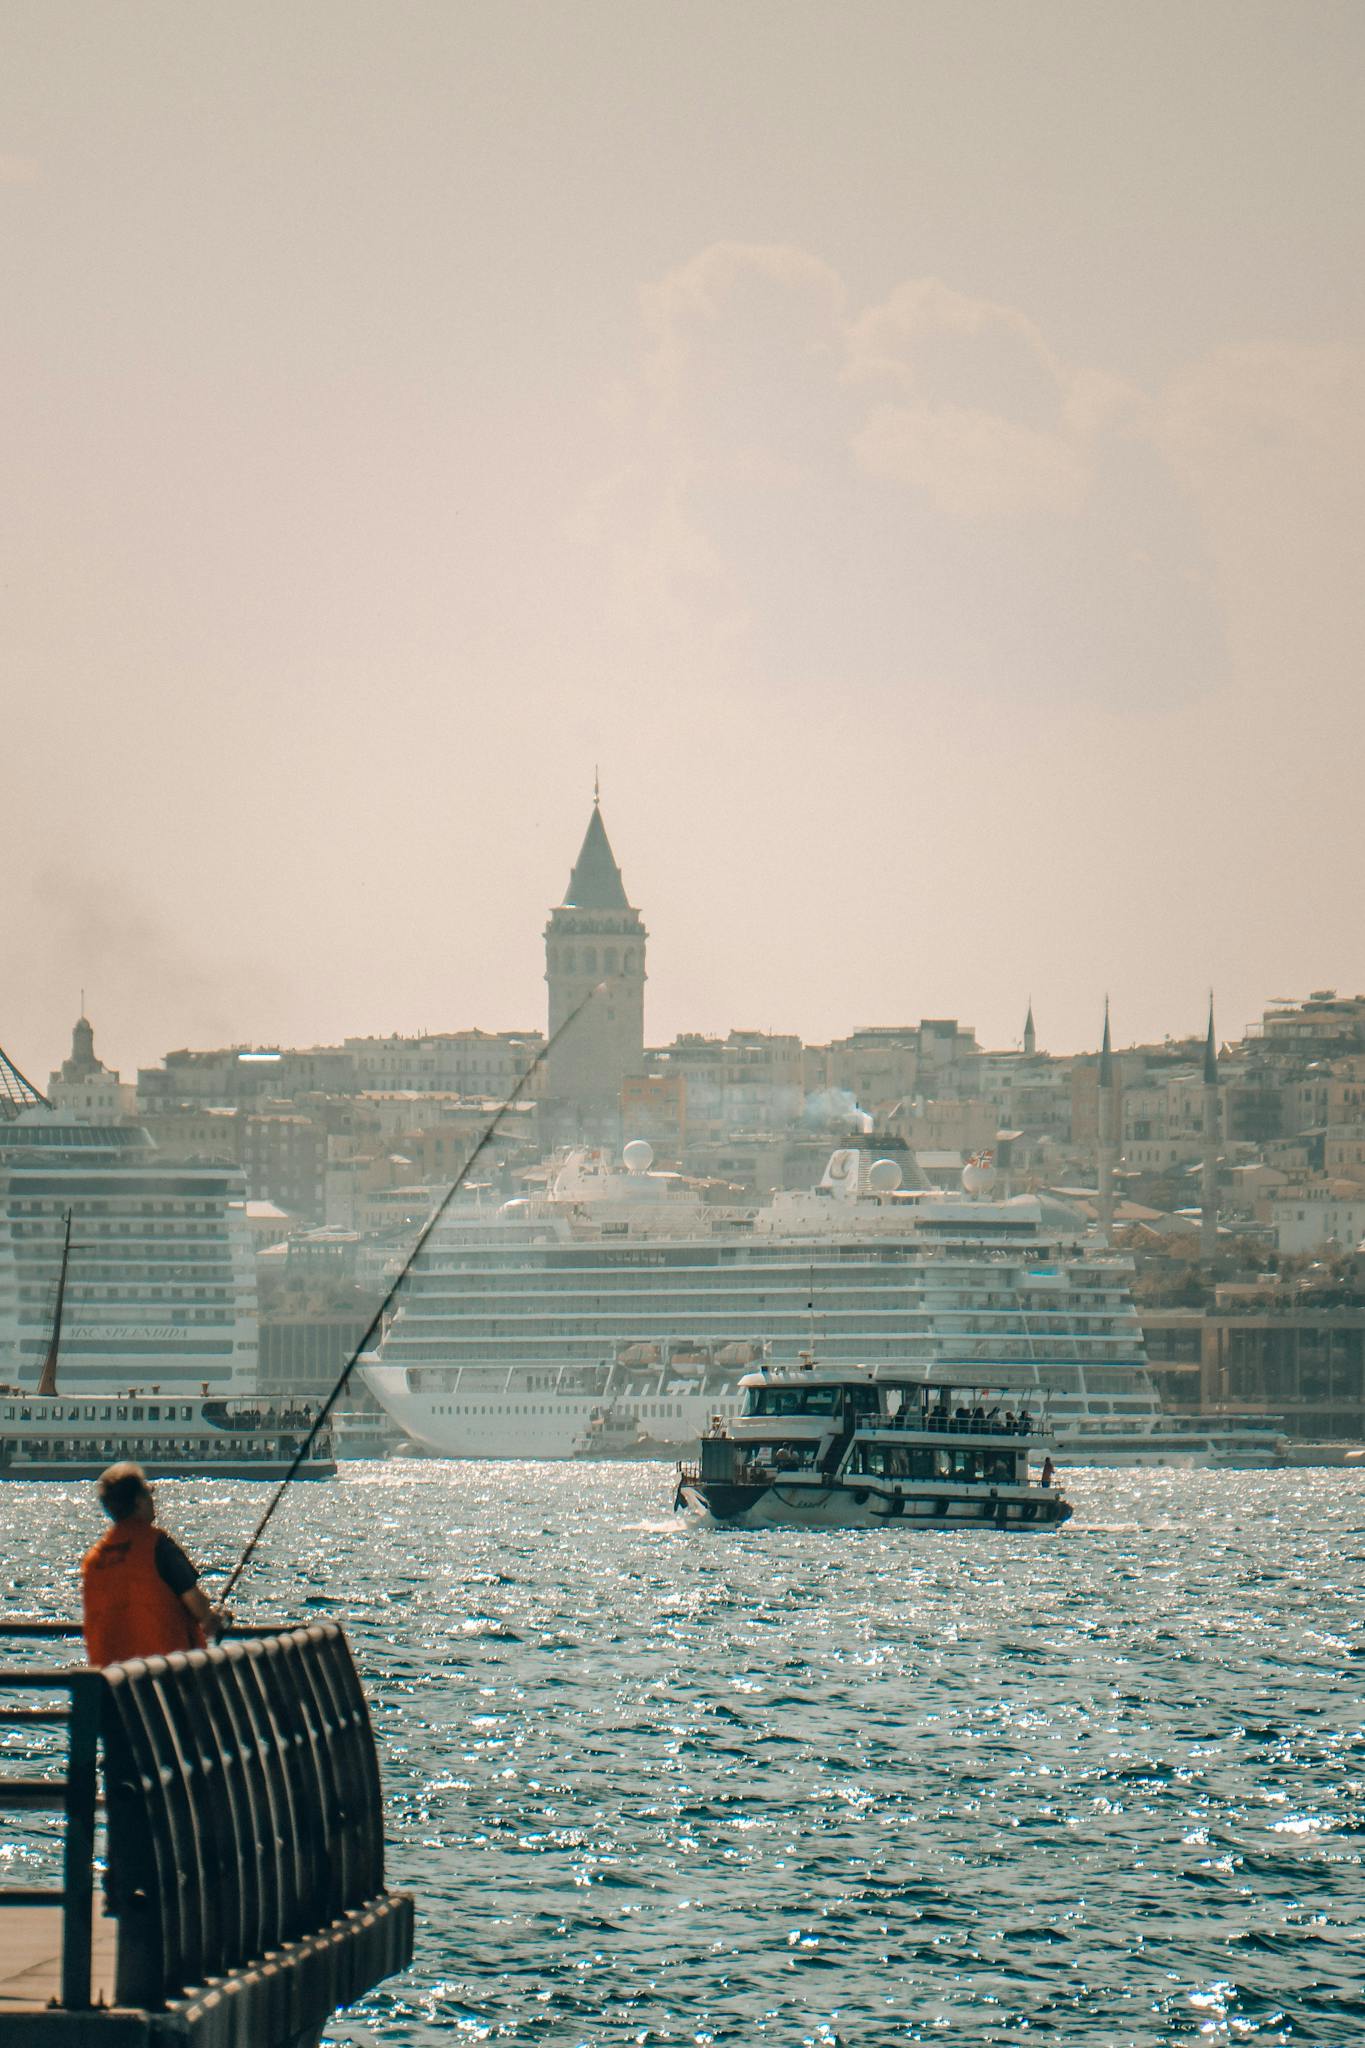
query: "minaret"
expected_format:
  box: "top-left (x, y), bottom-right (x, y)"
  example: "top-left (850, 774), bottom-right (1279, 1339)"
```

top-left (1096, 998), bottom-right (1115, 1242)
top-left (1023, 999), bottom-right (1036, 1057)
top-left (1200, 997), bottom-right (1219, 1266)
top-left (543, 792), bottom-right (647, 1143)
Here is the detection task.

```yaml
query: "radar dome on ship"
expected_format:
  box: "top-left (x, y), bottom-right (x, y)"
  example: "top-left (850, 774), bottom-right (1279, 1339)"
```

top-left (961, 1155), bottom-right (997, 1195)
top-left (866, 1158), bottom-right (903, 1193)
top-left (622, 1139), bottom-right (654, 1173)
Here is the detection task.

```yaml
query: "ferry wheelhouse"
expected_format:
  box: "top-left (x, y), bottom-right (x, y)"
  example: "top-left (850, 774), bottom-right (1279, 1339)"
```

top-left (675, 1361), bottom-right (1072, 1529)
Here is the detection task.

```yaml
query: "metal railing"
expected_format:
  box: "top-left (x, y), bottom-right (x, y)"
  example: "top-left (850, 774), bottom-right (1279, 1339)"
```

top-left (0, 1619), bottom-right (406, 2018)
top-left (0, 1628), bottom-right (101, 2009)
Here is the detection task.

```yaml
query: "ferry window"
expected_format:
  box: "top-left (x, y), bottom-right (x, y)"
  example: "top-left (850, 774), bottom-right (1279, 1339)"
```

top-left (752, 1387), bottom-right (839, 1417)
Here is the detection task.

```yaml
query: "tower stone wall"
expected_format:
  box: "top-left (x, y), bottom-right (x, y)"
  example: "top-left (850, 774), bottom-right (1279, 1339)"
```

top-left (544, 803), bottom-right (646, 1142)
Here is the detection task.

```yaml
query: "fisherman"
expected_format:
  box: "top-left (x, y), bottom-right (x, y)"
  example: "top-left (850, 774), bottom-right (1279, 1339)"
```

top-left (82, 1462), bottom-right (229, 1667)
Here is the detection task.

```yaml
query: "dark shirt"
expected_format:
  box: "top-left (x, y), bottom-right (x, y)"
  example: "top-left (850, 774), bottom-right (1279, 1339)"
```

top-left (154, 1533), bottom-right (199, 1598)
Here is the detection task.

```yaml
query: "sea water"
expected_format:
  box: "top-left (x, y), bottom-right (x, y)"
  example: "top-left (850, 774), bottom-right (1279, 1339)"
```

top-left (2, 1464), bottom-right (1362, 2046)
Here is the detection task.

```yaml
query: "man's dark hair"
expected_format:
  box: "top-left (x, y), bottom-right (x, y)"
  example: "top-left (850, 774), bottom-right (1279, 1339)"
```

top-left (97, 1462), bottom-right (149, 1523)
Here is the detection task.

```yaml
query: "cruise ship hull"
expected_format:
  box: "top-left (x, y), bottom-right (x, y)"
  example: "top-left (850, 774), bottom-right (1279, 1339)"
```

top-left (364, 1365), bottom-right (736, 1460)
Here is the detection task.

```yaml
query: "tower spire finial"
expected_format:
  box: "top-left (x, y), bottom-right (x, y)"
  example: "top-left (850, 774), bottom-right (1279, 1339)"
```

top-left (593, 765), bottom-right (600, 807)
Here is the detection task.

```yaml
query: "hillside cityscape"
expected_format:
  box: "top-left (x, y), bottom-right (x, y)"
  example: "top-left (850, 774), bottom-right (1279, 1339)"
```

top-left (2, 796), bottom-right (1361, 1449)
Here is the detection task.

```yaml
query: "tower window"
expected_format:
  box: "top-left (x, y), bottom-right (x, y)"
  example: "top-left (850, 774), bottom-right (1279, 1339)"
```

top-left (624, 950), bottom-right (634, 973)
top-left (564, 948), bottom-right (575, 973)
top-left (603, 947), bottom-right (618, 974)
top-left (582, 947), bottom-right (597, 974)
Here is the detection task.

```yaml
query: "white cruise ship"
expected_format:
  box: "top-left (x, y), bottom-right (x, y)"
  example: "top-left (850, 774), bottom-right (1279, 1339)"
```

top-left (0, 1056), bottom-right (258, 1398)
top-left (362, 1144), bottom-right (1279, 1467)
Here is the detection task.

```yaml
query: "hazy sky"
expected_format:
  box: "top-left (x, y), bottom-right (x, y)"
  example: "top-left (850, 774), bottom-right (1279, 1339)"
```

top-left (4, 3), bottom-right (1362, 1084)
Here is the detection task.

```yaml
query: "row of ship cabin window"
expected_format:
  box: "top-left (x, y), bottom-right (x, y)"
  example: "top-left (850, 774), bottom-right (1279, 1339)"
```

top-left (429, 1400), bottom-right (689, 1416)
top-left (852, 1445), bottom-right (1025, 1482)
top-left (5, 1403), bottom-right (200, 1422)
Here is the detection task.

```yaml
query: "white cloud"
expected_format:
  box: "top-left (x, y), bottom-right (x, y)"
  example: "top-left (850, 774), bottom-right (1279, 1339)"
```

top-left (851, 401), bottom-right (1090, 520)
top-left (845, 275), bottom-right (1065, 394)
top-left (580, 242), bottom-right (1233, 712)
top-left (1155, 342), bottom-right (1365, 697)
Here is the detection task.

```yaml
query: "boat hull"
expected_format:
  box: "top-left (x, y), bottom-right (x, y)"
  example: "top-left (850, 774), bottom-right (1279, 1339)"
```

top-left (0, 1454), bottom-right (336, 1481)
top-left (362, 1364), bottom-right (738, 1459)
top-left (679, 1479), bottom-right (1071, 1530)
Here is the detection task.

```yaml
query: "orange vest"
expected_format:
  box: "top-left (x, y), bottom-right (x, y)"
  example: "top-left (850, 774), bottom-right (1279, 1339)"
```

top-left (81, 1519), bottom-right (206, 1668)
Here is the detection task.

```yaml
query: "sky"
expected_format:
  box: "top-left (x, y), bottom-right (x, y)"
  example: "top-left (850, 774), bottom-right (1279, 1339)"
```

top-left (3, 2), bottom-right (1363, 1085)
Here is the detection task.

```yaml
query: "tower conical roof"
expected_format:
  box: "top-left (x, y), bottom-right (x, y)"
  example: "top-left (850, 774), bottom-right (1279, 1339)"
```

top-left (0, 1044), bottom-right (50, 1119)
top-left (562, 804), bottom-right (631, 911)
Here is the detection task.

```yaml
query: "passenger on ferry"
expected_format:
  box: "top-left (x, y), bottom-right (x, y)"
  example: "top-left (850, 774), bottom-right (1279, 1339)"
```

top-left (1040, 1455), bottom-right (1055, 1488)
top-left (82, 1463), bottom-right (229, 1667)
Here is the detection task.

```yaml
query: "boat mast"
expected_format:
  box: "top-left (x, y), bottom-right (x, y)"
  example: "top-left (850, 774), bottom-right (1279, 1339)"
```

top-left (37, 1210), bottom-right (73, 1399)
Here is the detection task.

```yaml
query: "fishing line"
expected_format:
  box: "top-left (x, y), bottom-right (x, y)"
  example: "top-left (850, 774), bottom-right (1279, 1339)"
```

top-left (220, 983), bottom-right (603, 1601)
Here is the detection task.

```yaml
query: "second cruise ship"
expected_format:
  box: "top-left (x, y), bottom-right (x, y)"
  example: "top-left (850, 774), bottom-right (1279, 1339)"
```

top-left (362, 1144), bottom-right (1275, 1465)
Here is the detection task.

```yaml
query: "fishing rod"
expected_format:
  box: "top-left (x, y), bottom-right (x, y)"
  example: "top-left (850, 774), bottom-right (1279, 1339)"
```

top-left (220, 984), bottom-right (603, 1602)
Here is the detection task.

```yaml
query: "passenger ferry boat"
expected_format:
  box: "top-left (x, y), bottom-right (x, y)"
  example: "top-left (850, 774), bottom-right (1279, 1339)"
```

top-left (361, 1144), bottom-right (1281, 1467)
top-left (674, 1361), bottom-right (1071, 1528)
top-left (0, 1388), bottom-right (335, 1480)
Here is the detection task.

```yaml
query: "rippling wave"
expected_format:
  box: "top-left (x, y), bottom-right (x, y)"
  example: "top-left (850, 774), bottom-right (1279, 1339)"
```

top-left (2, 1465), bottom-right (1362, 2045)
